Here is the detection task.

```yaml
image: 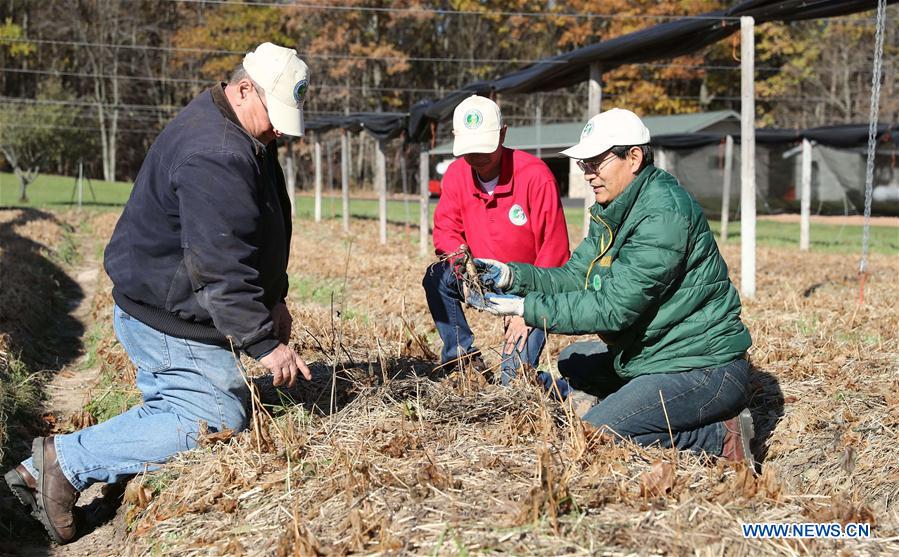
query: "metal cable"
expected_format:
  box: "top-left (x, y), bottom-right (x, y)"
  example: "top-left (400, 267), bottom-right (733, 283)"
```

top-left (858, 0), bottom-right (887, 278)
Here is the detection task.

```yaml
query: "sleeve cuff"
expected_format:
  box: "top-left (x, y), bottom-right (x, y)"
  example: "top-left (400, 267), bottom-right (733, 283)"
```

top-left (245, 337), bottom-right (279, 360)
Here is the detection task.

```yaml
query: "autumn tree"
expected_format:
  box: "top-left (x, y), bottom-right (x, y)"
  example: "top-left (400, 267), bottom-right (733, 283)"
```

top-left (754, 8), bottom-right (899, 127)
top-left (0, 80), bottom-right (79, 201)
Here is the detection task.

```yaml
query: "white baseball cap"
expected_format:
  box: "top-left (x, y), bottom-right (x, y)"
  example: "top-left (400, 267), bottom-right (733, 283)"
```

top-left (452, 95), bottom-right (503, 156)
top-left (560, 108), bottom-right (650, 160)
top-left (243, 42), bottom-right (310, 137)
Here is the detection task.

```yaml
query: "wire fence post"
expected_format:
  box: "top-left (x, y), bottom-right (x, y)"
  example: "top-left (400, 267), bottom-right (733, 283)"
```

top-left (341, 129), bottom-right (350, 232)
top-left (740, 16), bottom-right (756, 299)
top-left (584, 63), bottom-right (602, 237)
top-left (285, 139), bottom-right (296, 219)
top-left (377, 139), bottom-right (388, 245)
top-left (419, 148), bottom-right (430, 257)
top-left (721, 135), bottom-right (734, 242)
top-left (800, 138), bottom-right (812, 251)
top-left (314, 136), bottom-right (322, 223)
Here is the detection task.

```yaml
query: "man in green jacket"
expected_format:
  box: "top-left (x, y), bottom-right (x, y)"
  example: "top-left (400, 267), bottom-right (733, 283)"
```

top-left (470, 108), bottom-right (755, 467)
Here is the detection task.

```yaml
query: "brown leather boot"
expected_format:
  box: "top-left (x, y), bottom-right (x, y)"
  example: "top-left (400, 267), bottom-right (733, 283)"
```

top-left (722, 408), bottom-right (756, 471)
top-left (4, 464), bottom-right (39, 516)
top-left (32, 436), bottom-right (80, 544)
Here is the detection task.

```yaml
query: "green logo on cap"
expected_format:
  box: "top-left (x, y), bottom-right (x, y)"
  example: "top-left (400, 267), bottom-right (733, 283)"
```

top-left (293, 80), bottom-right (308, 103)
top-left (582, 122), bottom-right (594, 138)
top-left (464, 109), bottom-right (483, 129)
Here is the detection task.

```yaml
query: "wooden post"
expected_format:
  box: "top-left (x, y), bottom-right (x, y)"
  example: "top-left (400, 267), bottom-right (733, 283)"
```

top-left (314, 137), bottom-right (322, 223)
top-left (400, 146), bottom-right (409, 231)
top-left (77, 161), bottom-right (83, 208)
top-left (584, 63), bottom-right (603, 237)
top-left (419, 148), bottom-right (430, 256)
top-left (326, 139), bottom-right (334, 216)
top-left (341, 130), bottom-right (350, 233)
top-left (285, 139), bottom-right (296, 218)
top-left (800, 138), bottom-right (812, 251)
top-left (740, 16), bottom-right (756, 299)
top-left (720, 135), bottom-right (734, 241)
top-left (377, 139), bottom-right (387, 245)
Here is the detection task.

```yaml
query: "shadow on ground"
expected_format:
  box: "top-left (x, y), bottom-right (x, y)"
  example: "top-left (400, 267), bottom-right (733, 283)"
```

top-left (0, 208), bottom-right (86, 548)
top-left (747, 364), bottom-right (786, 467)
top-left (253, 356), bottom-right (437, 417)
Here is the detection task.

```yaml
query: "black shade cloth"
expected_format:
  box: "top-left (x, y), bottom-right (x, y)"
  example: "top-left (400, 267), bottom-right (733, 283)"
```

top-left (802, 124), bottom-right (893, 148)
top-left (407, 0), bottom-right (896, 143)
top-left (305, 112), bottom-right (407, 141)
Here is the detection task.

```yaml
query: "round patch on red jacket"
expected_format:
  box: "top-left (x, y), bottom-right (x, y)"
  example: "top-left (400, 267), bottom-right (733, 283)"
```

top-left (508, 204), bottom-right (527, 226)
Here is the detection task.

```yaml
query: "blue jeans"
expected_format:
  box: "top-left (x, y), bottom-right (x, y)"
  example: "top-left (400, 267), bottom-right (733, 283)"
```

top-left (422, 261), bottom-right (545, 384)
top-left (543, 341), bottom-right (749, 456)
top-left (21, 305), bottom-right (249, 490)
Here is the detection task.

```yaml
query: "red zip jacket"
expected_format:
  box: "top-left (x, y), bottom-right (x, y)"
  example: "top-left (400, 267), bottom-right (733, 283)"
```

top-left (433, 147), bottom-right (570, 267)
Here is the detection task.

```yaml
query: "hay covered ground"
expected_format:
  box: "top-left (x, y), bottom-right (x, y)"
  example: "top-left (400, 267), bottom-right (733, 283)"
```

top-left (70, 217), bottom-right (892, 557)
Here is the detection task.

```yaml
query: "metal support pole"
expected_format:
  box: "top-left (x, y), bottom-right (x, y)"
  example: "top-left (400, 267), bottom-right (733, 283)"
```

top-left (377, 139), bottom-right (387, 245)
top-left (285, 139), bottom-right (296, 218)
top-left (535, 101), bottom-right (542, 159)
top-left (419, 149), bottom-right (430, 256)
top-left (77, 161), bottom-right (83, 208)
top-left (314, 137), bottom-right (322, 223)
top-left (721, 135), bottom-right (734, 242)
top-left (341, 130), bottom-right (350, 232)
top-left (740, 16), bottom-right (756, 298)
top-left (326, 139), bottom-right (334, 216)
top-left (800, 138), bottom-right (812, 251)
top-left (585, 63), bottom-right (603, 237)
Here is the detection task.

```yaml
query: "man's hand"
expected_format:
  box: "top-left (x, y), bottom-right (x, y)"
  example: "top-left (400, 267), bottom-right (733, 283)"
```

top-left (474, 258), bottom-right (513, 292)
top-left (259, 344), bottom-right (311, 387)
top-left (503, 315), bottom-right (531, 355)
top-left (271, 302), bottom-right (293, 344)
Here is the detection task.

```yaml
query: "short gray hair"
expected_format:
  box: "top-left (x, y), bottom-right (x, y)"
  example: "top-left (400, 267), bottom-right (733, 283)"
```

top-left (229, 64), bottom-right (263, 93)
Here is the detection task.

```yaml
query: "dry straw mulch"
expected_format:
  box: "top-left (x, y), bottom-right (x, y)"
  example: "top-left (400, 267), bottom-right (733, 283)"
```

top-left (84, 219), bottom-right (897, 556)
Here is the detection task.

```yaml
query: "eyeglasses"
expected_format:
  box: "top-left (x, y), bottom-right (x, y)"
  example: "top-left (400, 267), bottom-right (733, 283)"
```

top-left (254, 87), bottom-right (268, 113)
top-left (577, 154), bottom-right (617, 175)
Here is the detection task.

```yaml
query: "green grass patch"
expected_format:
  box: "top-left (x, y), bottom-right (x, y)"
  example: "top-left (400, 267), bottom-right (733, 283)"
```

top-left (288, 275), bottom-right (343, 305)
top-left (0, 353), bottom-right (42, 464)
top-left (5, 173), bottom-right (896, 255)
top-left (82, 368), bottom-right (141, 425)
top-left (0, 171), bottom-right (133, 208)
top-left (709, 219), bottom-right (899, 255)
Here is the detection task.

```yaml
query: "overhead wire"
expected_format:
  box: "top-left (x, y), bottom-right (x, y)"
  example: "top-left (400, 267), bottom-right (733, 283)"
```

top-left (1, 38), bottom-right (887, 74)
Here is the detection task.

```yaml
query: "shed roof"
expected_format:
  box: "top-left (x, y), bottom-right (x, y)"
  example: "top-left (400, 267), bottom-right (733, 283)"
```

top-left (430, 110), bottom-right (740, 155)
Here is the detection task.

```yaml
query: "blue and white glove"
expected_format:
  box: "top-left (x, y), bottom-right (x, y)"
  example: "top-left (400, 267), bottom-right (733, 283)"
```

top-left (473, 258), bottom-right (513, 292)
top-left (467, 292), bottom-right (524, 317)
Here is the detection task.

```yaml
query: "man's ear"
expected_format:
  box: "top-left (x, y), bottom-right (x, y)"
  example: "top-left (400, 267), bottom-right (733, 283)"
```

top-left (238, 79), bottom-right (253, 99)
top-left (629, 146), bottom-right (644, 173)
top-left (498, 125), bottom-right (508, 145)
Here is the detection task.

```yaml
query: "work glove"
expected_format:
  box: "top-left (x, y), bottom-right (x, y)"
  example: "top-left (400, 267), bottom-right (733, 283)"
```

top-left (467, 292), bottom-right (524, 317)
top-left (473, 258), bottom-right (513, 292)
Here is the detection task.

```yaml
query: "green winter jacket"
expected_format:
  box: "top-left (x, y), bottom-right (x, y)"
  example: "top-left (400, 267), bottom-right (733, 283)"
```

top-left (508, 166), bottom-right (751, 379)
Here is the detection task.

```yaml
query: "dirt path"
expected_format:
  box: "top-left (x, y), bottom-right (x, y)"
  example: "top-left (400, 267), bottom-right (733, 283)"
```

top-left (15, 231), bottom-right (127, 557)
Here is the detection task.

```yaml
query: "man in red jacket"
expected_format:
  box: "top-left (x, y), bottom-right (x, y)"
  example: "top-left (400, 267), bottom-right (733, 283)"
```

top-left (423, 95), bottom-right (570, 383)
